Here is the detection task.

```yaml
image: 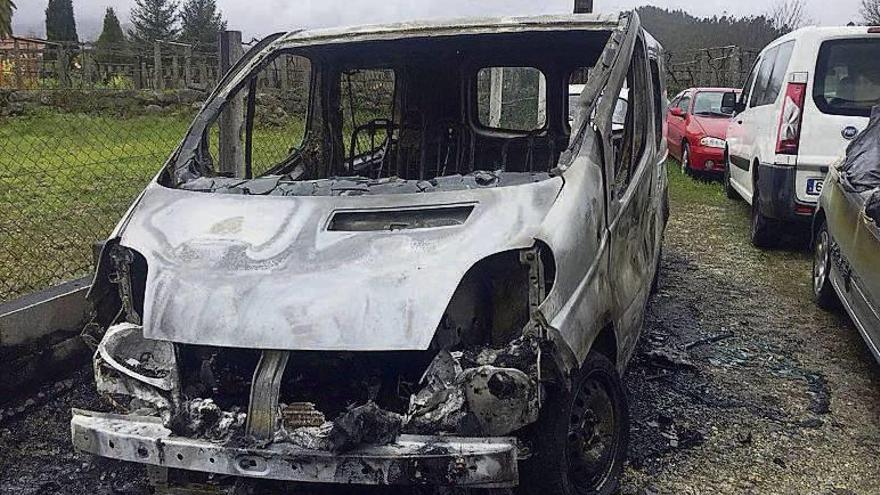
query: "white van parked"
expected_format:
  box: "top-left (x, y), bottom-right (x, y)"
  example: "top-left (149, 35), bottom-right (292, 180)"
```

top-left (722, 26), bottom-right (880, 247)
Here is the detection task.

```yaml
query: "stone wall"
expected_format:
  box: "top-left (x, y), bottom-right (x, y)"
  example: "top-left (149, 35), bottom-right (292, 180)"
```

top-left (0, 88), bottom-right (210, 117)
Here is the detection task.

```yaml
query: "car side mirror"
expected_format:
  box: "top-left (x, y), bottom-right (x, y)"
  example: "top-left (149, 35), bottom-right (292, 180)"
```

top-left (670, 107), bottom-right (685, 118)
top-left (721, 92), bottom-right (741, 115)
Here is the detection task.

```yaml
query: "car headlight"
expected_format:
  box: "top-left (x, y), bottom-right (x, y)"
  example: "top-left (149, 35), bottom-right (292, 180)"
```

top-left (700, 137), bottom-right (726, 149)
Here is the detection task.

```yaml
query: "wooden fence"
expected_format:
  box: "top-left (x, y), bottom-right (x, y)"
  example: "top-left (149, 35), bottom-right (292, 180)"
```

top-left (0, 38), bottom-right (223, 90)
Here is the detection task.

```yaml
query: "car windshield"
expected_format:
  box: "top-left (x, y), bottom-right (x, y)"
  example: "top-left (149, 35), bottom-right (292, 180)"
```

top-left (814, 38), bottom-right (880, 118)
top-left (692, 91), bottom-right (733, 117)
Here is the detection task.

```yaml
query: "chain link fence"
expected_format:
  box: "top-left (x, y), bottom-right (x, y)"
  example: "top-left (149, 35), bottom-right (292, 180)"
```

top-left (0, 39), bottom-right (225, 303)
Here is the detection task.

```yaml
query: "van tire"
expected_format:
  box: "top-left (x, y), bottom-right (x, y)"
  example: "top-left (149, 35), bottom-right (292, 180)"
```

top-left (813, 220), bottom-right (839, 309)
top-left (519, 352), bottom-right (628, 495)
top-left (750, 188), bottom-right (779, 248)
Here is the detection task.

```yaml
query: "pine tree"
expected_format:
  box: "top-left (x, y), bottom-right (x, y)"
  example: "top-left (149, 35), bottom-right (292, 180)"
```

top-left (129, 0), bottom-right (179, 44)
top-left (45, 0), bottom-right (78, 43)
top-left (0, 0), bottom-right (16, 39)
top-left (97, 7), bottom-right (126, 45)
top-left (179, 0), bottom-right (226, 45)
top-left (96, 7), bottom-right (126, 64)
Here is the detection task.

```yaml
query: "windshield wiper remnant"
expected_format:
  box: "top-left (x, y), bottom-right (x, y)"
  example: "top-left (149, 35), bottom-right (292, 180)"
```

top-left (178, 171), bottom-right (552, 197)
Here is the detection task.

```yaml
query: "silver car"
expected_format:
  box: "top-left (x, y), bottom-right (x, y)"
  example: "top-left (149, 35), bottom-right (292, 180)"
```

top-left (73, 12), bottom-right (668, 494)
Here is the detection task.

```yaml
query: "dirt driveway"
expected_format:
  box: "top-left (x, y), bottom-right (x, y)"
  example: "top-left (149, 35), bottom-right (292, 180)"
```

top-left (623, 168), bottom-right (880, 494)
top-left (1, 166), bottom-right (878, 495)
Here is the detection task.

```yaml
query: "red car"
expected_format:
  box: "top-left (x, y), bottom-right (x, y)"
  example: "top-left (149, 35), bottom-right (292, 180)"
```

top-left (666, 87), bottom-right (740, 176)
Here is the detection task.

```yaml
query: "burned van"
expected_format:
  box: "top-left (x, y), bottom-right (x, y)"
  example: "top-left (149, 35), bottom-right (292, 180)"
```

top-left (73, 12), bottom-right (668, 494)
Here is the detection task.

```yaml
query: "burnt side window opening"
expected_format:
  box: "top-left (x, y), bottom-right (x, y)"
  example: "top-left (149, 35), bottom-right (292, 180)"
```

top-left (649, 59), bottom-right (664, 147)
top-left (612, 38), bottom-right (649, 196)
top-left (477, 67), bottom-right (547, 132)
top-left (201, 52), bottom-right (312, 179)
top-left (168, 30), bottom-right (613, 194)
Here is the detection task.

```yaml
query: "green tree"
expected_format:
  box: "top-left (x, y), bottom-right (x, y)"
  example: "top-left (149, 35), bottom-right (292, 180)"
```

top-left (45, 0), bottom-right (78, 43)
top-left (97, 7), bottom-right (125, 45)
top-left (129, 0), bottom-right (179, 44)
top-left (0, 0), bottom-right (15, 39)
top-left (96, 7), bottom-right (126, 64)
top-left (179, 0), bottom-right (226, 45)
top-left (863, 0), bottom-right (880, 25)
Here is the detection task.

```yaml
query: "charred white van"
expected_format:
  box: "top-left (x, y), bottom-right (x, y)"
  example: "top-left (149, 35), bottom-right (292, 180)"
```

top-left (71, 12), bottom-right (668, 494)
top-left (722, 26), bottom-right (880, 247)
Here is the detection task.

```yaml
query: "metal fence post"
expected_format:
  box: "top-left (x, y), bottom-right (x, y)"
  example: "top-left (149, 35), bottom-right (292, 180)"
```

top-left (218, 30), bottom-right (245, 177)
top-left (153, 42), bottom-right (164, 90)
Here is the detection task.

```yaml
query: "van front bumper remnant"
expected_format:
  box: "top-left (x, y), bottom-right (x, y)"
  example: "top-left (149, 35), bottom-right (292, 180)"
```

top-left (71, 409), bottom-right (520, 487)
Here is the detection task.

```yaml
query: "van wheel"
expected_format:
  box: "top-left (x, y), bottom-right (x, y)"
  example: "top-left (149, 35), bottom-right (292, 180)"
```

top-left (813, 220), bottom-right (839, 309)
top-left (750, 189), bottom-right (779, 248)
top-left (519, 351), bottom-right (628, 495)
top-left (681, 143), bottom-right (691, 176)
top-left (724, 154), bottom-right (739, 200)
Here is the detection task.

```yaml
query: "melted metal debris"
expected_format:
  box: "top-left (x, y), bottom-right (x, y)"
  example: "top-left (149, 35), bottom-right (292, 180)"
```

top-left (169, 398), bottom-right (247, 443)
top-left (179, 170), bottom-right (552, 196)
top-left (406, 336), bottom-right (542, 436)
top-left (276, 401), bottom-right (404, 453)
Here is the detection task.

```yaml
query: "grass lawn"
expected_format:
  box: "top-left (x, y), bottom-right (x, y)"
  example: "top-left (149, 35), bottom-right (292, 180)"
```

top-left (664, 163), bottom-right (813, 301)
top-left (0, 111), bottom-right (194, 301)
top-left (0, 109), bottom-right (309, 302)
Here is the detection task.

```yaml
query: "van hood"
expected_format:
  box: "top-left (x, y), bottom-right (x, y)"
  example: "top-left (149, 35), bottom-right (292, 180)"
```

top-left (117, 178), bottom-right (563, 351)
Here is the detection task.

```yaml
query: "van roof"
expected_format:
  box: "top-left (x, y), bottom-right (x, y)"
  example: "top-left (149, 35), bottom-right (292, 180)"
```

top-left (275, 14), bottom-right (621, 48)
top-left (764, 25), bottom-right (880, 51)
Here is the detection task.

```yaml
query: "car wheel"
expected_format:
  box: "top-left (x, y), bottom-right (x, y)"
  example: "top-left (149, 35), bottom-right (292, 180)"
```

top-left (519, 351), bottom-right (628, 495)
top-left (724, 153), bottom-right (739, 200)
top-left (813, 220), bottom-right (839, 309)
top-left (750, 188), bottom-right (779, 248)
top-left (681, 143), bottom-right (691, 176)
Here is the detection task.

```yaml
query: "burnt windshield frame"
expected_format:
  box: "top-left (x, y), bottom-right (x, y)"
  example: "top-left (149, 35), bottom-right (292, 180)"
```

top-left (169, 46), bottom-right (314, 185)
top-left (813, 38), bottom-right (880, 118)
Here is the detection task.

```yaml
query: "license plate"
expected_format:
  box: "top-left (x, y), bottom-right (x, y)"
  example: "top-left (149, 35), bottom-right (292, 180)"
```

top-left (806, 178), bottom-right (824, 196)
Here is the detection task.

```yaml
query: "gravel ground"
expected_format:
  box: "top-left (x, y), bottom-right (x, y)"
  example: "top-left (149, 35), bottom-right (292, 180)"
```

top-left (1, 168), bottom-right (878, 494)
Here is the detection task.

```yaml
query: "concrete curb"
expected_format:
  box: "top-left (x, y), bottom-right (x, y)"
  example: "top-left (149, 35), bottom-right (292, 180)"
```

top-left (0, 277), bottom-right (93, 400)
top-left (0, 277), bottom-right (91, 346)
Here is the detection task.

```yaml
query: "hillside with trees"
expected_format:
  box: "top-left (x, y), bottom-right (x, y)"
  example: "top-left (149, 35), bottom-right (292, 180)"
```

top-left (637, 6), bottom-right (784, 55)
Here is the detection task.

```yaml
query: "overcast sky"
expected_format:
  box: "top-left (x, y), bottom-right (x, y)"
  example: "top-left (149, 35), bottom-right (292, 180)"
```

top-left (13, 0), bottom-right (864, 41)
